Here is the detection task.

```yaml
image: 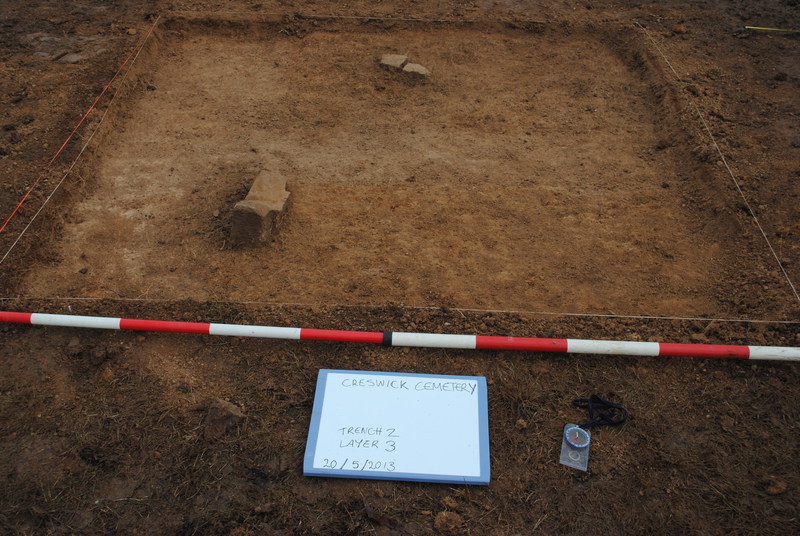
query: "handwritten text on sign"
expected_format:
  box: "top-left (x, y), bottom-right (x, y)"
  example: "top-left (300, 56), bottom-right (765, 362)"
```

top-left (304, 370), bottom-right (490, 484)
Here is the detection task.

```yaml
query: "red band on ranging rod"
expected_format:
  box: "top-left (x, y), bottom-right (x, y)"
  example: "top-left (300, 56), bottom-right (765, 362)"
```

top-left (301, 329), bottom-right (384, 344)
top-left (476, 336), bottom-right (568, 352)
top-left (119, 318), bottom-right (211, 334)
top-left (659, 342), bottom-right (750, 359)
top-left (0, 311), bottom-right (33, 324)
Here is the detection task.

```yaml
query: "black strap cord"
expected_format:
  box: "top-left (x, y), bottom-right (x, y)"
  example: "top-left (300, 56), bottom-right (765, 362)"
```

top-left (572, 395), bottom-right (629, 429)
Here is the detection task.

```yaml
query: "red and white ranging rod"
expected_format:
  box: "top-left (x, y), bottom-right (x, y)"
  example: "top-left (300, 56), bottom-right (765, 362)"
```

top-left (1, 311), bottom-right (799, 362)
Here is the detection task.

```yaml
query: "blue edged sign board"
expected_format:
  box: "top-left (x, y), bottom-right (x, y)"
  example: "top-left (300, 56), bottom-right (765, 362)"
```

top-left (304, 369), bottom-right (490, 485)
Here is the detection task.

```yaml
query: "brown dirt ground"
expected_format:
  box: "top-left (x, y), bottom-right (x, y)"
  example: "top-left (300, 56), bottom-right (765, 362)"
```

top-left (1, 1), bottom-right (799, 535)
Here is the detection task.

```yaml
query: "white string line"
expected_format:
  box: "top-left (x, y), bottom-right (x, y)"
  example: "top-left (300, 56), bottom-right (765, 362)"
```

top-left (166, 10), bottom-right (486, 23)
top-left (634, 21), bottom-right (800, 303)
top-left (633, 21), bottom-right (683, 79)
top-left (694, 110), bottom-right (800, 302)
top-left (0, 16), bottom-right (161, 267)
top-left (1, 295), bottom-right (798, 325)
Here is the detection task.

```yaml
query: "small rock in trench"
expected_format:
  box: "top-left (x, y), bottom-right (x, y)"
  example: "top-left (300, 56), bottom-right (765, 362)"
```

top-left (433, 511), bottom-right (463, 533)
top-left (441, 495), bottom-right (458, 510)
top-left (58, 53), bottom-right (87, 64)
top-left (761, 475), bottom-right (789, 495)
top-left (380, 54), bottom-right (408, 71)
top-left (204, 398), bottom-right (246, 440)
top-left (403, 62), bottom-right (430, 78)
top-left (64, 337), bottom-right (83, 357)
top-left (88, 346), bottom-right (111, 366)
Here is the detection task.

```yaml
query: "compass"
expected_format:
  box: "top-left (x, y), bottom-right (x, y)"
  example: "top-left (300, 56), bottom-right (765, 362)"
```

top-left (564, 425), bottom-right (590, 449)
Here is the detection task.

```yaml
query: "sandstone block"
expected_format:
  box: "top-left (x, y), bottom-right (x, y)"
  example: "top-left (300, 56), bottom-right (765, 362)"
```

top-left (58, 53), bottom-right (87, 64)
top-left (230, 170), bottom-right (290, 248)
top-left (402, 63), bottom-right (430, 78)
top-left (380, 54), bottom-right (408, 71)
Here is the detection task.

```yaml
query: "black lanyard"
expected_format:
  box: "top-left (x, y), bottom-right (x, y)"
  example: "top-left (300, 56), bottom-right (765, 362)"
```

top-left (572, 395), bottom-right (629, 429)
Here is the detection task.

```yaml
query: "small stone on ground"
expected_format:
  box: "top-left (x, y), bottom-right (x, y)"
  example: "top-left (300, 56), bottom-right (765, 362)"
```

top-left (403, 62), bottom-right (430, 78)
top-left (380, 54), bottom-right (408, 70)
top-left (433, 511), bottom-right (463, 533)
top-left (204, 398), bottom-right (246, 440)
top-left (58, 53), bottom-right (87, 64)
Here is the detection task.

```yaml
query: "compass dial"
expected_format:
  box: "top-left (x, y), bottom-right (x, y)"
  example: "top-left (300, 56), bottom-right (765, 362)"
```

top-left (564, 425), bottom-right (590, 449)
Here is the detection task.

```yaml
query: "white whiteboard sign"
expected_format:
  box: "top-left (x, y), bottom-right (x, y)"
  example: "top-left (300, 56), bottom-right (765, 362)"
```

top-left (303, 369), bottom-right (490, 485)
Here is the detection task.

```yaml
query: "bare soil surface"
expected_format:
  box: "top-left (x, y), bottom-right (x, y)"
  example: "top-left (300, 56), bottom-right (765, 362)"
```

top-left (19, 21), bottom-right (752, 317)
top-left (1, 2), bottom-right (799, 535)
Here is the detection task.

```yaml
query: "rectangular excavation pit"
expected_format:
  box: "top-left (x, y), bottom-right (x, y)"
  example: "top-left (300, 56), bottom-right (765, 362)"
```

top-left (18, 19), bottom-right (787, 317)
